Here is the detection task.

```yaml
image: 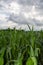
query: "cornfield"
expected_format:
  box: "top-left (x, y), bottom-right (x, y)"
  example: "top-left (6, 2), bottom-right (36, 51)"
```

top-left (0, 27), bottom-right (43, 65)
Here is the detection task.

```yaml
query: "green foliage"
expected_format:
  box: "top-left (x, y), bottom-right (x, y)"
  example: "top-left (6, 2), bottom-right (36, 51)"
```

top-left (0, 48), bottom-right (5, 65)
top-left (0, 28), bottom-right (43, 65)
top-left (0, 57), bottom-right (3, 65)
top-left (26, 57), bottom-right (34, 65)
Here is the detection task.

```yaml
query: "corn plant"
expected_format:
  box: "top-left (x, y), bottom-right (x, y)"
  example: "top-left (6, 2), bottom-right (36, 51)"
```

top-left (26, 25), bottom-right (40, 65)
top-left (0, 27), bottom-right (42, 65)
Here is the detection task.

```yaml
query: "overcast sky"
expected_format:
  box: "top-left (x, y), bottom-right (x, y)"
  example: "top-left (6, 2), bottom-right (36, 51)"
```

top-left (0, 0), bottom-right (43, 30)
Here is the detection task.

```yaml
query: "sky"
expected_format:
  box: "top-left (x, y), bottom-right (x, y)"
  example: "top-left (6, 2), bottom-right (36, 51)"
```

top-left (0, 0), bottom-right (43, 30)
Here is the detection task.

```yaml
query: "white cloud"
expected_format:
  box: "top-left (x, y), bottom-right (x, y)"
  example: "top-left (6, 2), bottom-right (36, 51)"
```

top-left (0, 0), bottom-right (43, 30)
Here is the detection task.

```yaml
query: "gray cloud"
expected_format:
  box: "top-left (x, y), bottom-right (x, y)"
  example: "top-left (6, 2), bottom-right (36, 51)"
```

top-left (31, 19), bottom-right (43, 26)
top-left (16, 0), bottom-right (34, 6)
top-left (0, 0), bottom-right (13, 3)
top-left (8, 13), bottom-right (29, 24)
top-left (14, 0), bottom-right (40, 6)
top-left (0, 0), bottom-right (40, 6)
top-left (0, 0), bottom-right (43, 30)
top-left (15, 0), bottom-right (43, 15)
top-left (35, 0), bottom-right (43, 15)
top-left (8, 13), bottom-right (43, 26)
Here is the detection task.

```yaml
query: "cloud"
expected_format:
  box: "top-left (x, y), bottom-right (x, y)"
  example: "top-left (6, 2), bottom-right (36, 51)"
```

top-left (8, 13), bottom-right (34, 25)
top-left (8, 13), bottom-right (43, 27)
top-left (0, 0), bottom-right (43, 30)
top-left (15, 0), bottom-right (43, 16)
top-left (15, 0), bottom-right (34, 6)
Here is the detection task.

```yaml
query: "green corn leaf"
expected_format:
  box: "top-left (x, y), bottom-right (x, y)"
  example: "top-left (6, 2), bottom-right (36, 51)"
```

top-left (0, 57), bottom-right (4, 65)
top-left (0, 48), bottom-right (5, 57)
top-left (30, 46), bottom-right (34, 57)
top-left (26, 57), bottom-right (34, 65)
top-left (31, 57), bottom-right (37, 65)
top-left (35, 48), bottom-right (40, 57)
top-left (26, 57), bottom-right (37, 65)
top-left (15, 52), bottom-right (24, 65)
top-left (15, 59), bottom-right (22, 65)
